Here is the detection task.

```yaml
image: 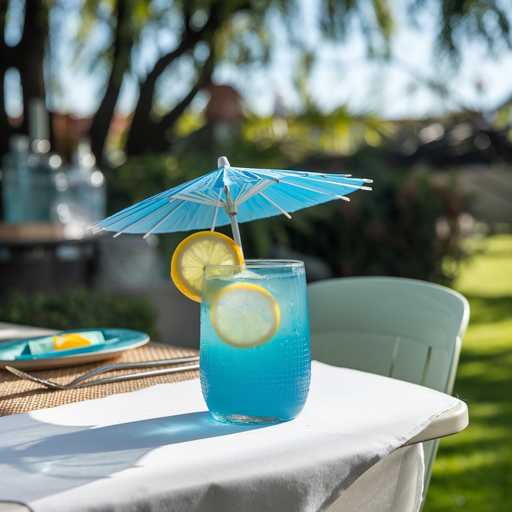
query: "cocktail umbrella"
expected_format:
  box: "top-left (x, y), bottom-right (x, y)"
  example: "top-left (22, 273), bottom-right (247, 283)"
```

top-left (90, 157), bottom-right (372, 256)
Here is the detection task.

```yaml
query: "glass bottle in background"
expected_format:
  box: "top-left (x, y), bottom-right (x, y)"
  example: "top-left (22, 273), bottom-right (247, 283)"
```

top-left (1, 135), bottom-right (62, 223)
top-left (51, 140), bottom-right (106, 239)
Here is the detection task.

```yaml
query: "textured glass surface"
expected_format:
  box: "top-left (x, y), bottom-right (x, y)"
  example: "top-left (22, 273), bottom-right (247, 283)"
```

top-left (200, 260), bottom-right (311, 424)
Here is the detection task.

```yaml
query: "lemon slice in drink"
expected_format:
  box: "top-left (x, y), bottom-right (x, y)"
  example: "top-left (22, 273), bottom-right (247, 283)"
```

top-left (210, 282), bottom-right (280, 348)
top-left (171, 231), bottom-right (244, 302)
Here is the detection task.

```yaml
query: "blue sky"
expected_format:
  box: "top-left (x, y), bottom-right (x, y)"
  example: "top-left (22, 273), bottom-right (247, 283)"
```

top-left (4, 0), bottom-right (512, 121)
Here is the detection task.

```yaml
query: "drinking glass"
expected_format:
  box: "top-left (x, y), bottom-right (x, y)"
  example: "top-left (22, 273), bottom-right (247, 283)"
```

top-left (200, 260), bottom-right (311, 424)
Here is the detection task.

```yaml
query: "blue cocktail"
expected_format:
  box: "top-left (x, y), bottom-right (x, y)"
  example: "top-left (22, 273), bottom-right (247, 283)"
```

top-left (200, 260), bottom-right (311, 424)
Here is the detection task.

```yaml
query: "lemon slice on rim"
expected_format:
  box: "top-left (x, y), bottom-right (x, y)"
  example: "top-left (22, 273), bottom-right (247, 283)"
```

top-left (210, 282), bottom-right (280, 348)
top-left (171, 231), bottom-right (244, 302)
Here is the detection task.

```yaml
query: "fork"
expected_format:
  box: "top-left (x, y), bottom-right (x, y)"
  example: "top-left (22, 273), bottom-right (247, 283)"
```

top-left (4, 356), bottom-right (200, 390)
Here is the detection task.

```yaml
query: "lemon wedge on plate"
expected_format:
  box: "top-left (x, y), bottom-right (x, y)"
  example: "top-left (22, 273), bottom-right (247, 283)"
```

top-left (210, 282), bottom-right (280, 348)
top-left (171, 231), bottom-right (244, 302)
top-left (54, 333), bottom-right (93, 350)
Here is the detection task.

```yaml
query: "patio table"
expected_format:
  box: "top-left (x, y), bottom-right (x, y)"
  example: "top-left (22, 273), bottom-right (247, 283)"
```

top-left (0, 323), bottom-right (468, 512)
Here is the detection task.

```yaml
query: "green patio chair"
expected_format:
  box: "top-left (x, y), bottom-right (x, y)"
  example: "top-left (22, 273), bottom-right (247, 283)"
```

top-left (307, 276), bottom-right (470, 510)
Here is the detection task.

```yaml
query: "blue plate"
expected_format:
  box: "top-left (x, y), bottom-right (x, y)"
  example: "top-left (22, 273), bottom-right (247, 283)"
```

top-left (0, 328), bottom-right (150, 370)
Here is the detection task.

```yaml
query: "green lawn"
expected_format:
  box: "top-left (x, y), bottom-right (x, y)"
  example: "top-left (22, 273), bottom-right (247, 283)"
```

top-left (424, 235), bottom-right (512, 511)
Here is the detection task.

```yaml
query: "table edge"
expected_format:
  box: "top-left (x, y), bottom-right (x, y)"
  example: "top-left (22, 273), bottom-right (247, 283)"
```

top-left (405, 400), bottom-right (469, 445)
top-left (0, 502), bottom-right (32, 512)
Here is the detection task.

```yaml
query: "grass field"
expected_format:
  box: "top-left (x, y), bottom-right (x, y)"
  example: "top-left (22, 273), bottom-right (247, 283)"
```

top-left (424, 235), bottom-right (512, 511)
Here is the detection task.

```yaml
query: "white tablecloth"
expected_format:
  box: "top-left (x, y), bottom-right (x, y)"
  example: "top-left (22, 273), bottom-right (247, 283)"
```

top-left (0, 361), bottom-right (459, 512)
top-left (326, 444), bottom-right (424, 512)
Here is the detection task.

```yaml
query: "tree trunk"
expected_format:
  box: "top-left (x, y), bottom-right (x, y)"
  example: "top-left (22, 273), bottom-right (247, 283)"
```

top-left (16, 0), bottom-right (48, 140)
top-left (0, 68), bottom-right (13, 160)
top-left (0, 3), bottom-right (14, 157)
top-left (125, 56), bottom-right (214, 156)
top-left (124, 32), bottom-right (203, 156)
top-left (88, 0), bottom-right (133, 164)
top-left (157, 52), bottom-right (215, 140)
top-left (125, 6), bottom-right (222, 157)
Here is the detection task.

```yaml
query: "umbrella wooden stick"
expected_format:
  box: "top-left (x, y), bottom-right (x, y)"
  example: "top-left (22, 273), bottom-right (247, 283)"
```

top-left (230, 215), bottom-right (244, 258)
top-left (224, 185), bottom-right (244, 258)
top-left (218, 156), bottom-right (244, 257)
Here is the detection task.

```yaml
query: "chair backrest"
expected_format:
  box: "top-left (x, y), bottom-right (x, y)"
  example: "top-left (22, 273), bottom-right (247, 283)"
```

top-left (307, 276), bottom-right (470, 508)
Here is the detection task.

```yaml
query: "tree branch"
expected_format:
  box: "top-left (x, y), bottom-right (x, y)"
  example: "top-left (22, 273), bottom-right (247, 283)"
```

top-left (159, 51), bottom-right (215, 135)
top-left (125, 4), bottom-right (225, 156)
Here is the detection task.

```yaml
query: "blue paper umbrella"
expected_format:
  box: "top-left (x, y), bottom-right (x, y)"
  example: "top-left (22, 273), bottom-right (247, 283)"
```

top-left (90, 157), bottom-right (372, 254)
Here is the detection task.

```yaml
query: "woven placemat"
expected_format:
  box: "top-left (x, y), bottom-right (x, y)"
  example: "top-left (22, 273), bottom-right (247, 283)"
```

top-left (0, 342), bottom-right (199, 417)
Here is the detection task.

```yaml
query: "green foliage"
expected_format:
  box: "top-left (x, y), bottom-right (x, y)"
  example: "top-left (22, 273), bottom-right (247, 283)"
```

top-left (336, 169), bottom-right (465, 285)
top-left (105, 152), bottom-right (204, 216)
top-left (243, 106), bottom-right (398, 161)
top-left (431, 0), bottom-right (512, 61)
top-left (424, 235), bottom-right (512, 512)
top-left (107, 129), bottom-right (468, 286)
top-left (0, 287), bottom-right (158, 340)
top-left (104, 125), bottom-right (290, 259)
top-left (3, 0), bottom-right (512, 162)
top-left (261, 147), bottom-right (468, 285)
top-left (106, 123), bottom-right (288, 216)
